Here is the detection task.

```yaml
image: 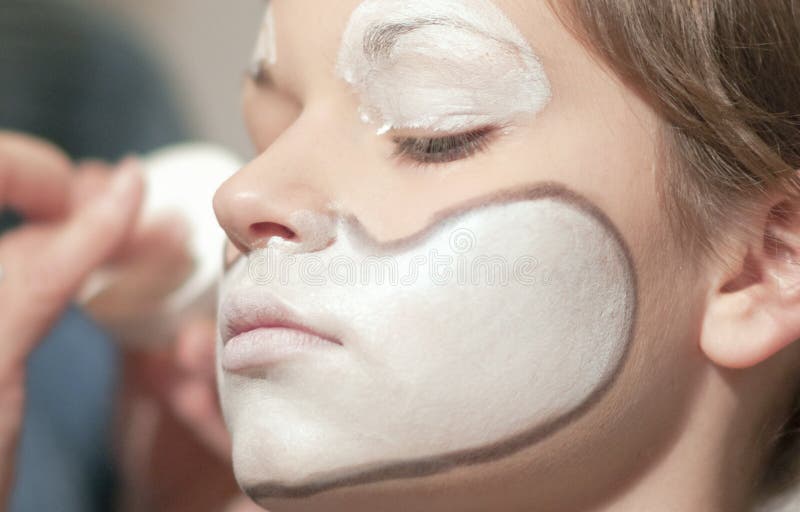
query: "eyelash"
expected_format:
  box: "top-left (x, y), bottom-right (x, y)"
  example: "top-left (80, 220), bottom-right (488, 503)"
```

top-left (392, 126), bottom-right (496, 166)
top-left (244, 68), bottom-right (499, 168)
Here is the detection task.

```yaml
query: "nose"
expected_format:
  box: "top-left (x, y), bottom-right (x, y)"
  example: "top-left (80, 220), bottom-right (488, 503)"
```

top-left (213, 155), bottom-right (335, 258)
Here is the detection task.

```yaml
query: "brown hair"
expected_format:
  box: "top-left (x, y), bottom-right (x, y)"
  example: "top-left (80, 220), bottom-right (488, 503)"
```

top-left (550, 0), bottom-right (800, 255)
top-left (547, 0), bottom-right (800, 504)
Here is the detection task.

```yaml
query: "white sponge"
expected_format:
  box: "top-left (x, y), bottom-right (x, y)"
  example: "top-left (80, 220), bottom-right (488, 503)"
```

top-left (140, 143), bottom-right (241, 315)
top-left (80, 143), bottom-right (241, 346)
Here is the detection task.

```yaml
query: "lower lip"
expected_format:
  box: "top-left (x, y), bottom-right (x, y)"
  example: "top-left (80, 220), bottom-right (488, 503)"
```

top-left (222, 327), bottom-right (338, 372)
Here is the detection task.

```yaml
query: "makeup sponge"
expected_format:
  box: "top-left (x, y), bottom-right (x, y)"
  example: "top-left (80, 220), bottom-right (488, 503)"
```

top-left (80, 143), bottom-right (241, 346)
top-left (141, 143), bottom-right (241, 315)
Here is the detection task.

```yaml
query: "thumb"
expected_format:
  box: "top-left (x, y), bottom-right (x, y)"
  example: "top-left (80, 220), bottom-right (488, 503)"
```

top-left (11, 159), bottom-right (144, 353)
top-left (43, 158), bottom-right (144, 297)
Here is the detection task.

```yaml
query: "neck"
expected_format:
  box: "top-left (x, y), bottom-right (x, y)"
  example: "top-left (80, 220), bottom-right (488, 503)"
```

top-left (592, 368), bottom-right (773, 512)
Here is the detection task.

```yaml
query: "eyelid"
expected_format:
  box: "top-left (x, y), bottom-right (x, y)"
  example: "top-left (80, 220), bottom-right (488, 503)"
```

top-left (391, 126), bottom-right (498, 167)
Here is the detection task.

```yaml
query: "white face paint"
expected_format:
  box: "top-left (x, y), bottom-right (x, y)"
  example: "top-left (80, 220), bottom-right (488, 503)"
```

top-left (250, 2), bottom-right (277, 78)
top-left (336, 0), bottom-right (552, 134)
top-left (217, 185), bottom-right (636, 502)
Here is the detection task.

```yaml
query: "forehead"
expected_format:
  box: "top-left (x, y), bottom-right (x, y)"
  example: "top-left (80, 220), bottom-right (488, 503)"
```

top-left (269, 0), bottom-right (556, 47)
top-left (263, 0), bottom-right (573, 91)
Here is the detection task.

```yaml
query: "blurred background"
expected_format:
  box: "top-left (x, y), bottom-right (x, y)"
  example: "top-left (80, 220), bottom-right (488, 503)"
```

top-left (84, 0), bottom-right (263, 157)
top-left (81, 0), bottom-right (263, 157)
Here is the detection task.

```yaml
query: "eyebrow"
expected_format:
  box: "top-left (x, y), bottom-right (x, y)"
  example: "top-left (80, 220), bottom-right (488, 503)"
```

top-left (361, 17), bottom-right (524, 62)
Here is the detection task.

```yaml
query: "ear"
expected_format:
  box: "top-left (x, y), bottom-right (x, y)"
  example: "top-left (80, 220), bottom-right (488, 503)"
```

top-left (702, 196), bottom-right (800, 369)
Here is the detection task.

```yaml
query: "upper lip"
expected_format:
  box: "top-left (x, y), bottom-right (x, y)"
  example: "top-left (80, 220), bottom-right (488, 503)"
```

top-left (219, 289), bottom-right (342, 346)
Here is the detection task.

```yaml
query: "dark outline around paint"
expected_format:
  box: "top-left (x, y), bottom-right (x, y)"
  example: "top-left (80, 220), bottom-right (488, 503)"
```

top-left (237, 182), bottom-right (638, 501)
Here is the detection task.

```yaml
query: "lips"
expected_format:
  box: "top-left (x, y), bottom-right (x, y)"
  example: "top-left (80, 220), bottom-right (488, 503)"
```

top-left (219, 289), bottom-right (342, 372)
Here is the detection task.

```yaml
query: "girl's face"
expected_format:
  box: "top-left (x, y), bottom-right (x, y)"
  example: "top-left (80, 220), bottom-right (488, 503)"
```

top-left (213, 1), bottom-right (707, 510)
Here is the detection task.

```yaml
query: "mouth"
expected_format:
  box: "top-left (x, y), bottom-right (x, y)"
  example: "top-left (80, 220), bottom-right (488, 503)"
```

top-left (219, 289), bottom-right (343, 372)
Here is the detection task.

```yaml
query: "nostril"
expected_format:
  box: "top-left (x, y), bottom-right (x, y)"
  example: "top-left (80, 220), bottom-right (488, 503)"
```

top-left (250, 222), bottom-right (296, 242)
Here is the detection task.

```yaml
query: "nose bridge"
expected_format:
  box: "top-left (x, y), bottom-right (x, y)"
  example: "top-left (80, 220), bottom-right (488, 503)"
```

top-left (213, 120), bottom-right (339, 254)
top-left (243, 100), bottom-right (351, 196)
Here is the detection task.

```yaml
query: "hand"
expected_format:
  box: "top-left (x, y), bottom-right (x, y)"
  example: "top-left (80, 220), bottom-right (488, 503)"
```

top-left (0, 132), bottom-right (143, 507)
top-left (75, 159), bottom-right (196, 347)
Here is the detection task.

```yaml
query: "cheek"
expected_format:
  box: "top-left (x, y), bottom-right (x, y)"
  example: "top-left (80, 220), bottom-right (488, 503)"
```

top-left (217, 186), bottom-right (637, 490)
top-left (342, 195), bottom-right (635, 450)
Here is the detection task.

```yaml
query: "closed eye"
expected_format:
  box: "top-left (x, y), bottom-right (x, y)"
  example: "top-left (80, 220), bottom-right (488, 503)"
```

top-left (391, 126), bottom-right (498, 166)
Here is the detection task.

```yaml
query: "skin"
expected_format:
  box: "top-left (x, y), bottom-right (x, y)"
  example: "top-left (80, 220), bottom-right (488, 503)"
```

top-left (0, 2), bottom-right (794, 511)
top-left (214, 1), bottom-right (800, 511)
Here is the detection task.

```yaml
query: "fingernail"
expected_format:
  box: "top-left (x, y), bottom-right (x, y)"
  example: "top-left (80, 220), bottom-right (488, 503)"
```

top-left (89, 158), bottom-right (143, 216)
top-left (110, 157), bottom-right (142, 196)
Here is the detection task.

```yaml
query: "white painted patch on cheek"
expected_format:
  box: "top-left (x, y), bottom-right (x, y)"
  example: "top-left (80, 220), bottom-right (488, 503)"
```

top-left (250, 2), bottom-right (277, 76)
top-left (336, 0), bottom-right (551, 134)
top-left (217, 187), bottom-right (635, 494)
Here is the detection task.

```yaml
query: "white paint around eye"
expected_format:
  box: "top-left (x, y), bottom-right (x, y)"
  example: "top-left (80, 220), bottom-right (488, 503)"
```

top-left (250, 2), bottom-right (277, 76)
top-left (336, 0), bottom-right (552, 134)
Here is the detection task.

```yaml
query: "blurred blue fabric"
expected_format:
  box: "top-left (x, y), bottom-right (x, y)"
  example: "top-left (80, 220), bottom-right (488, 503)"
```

top-left (10, 308), bottom-right (118, 512)
top-left (0, 1), bottom-right (189, 510)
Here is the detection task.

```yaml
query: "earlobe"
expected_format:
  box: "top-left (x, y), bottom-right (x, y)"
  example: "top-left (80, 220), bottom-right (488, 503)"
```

top-left (701, 198), bottom-right (800, 369)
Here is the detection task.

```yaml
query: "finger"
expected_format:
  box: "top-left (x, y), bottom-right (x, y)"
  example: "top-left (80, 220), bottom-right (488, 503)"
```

top-left (86, 250), bottom-right (194, 316)
top-left (83, 218), bottom-right (194, 318)
top-left (124, 346), bottom-right (231, 459)
top-left (225, 495), bottom-right (265, 512)
top-left (0, 131), bottom-right (72, 219)
top-left (76, 158), bottom-right (111, 175)
top-left (7, 159), bottom-right (143, 350)
top-left (111, 213), bottom-right (191, 266)
top-left (175, 317), bottom-right (217, 376)
top-left (43, 159), bottom-right (144, 288)
top-left (72, 161), bottom-right (111, 206)
top-left (169, 378), bottom-right (232, 459)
